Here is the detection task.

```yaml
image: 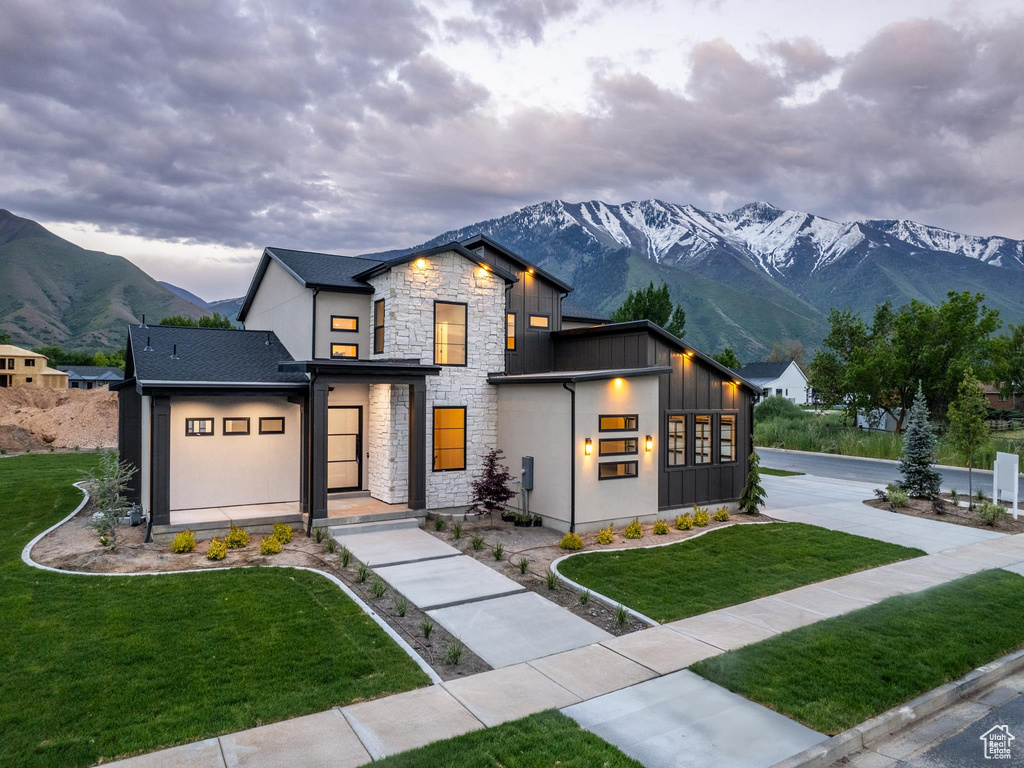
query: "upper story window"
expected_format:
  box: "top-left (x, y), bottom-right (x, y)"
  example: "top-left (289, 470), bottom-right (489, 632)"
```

top-left (599, 414), bottom-right (637, 431)
top-left (331, 316), bottom-right (358, 332)
top-left (528, 314), bottom-right (549, 329)
top-left (331, 344), bottom-right (358, 359)
top-left (24, 358), bottom-right (35, 367)
top-left (720, 414), bottom-right (736, 462)
top-left (434, 301), bottom-right (467, 366)
top-left (223, 417), bottom-right (250, 435)
top-left (506, 313), bottom-right (516, 351)
top-left (185, 418), bottom-right (214, 436)
top-left (694, 414), bottom-right (711, 464)
top-left (373, 299), bottom-right (385, 354)
top-left (667, 414), bottom-right (685, 466)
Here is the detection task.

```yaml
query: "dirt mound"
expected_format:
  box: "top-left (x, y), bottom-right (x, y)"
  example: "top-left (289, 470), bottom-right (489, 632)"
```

top-left (0, 387), bottom-right (117, 452)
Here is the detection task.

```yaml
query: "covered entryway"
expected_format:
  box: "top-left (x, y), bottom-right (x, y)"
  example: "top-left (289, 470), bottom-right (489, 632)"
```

top-left (328, 405), bottom-right (362, 491)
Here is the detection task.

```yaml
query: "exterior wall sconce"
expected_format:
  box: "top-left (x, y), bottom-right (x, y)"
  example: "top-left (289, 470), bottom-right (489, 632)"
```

top-left (415, 258), bottom-right (427, 269)
top-left (645, 435), bottom-right (653, 452)
top-left (584, 437), bottom-right (593, 455)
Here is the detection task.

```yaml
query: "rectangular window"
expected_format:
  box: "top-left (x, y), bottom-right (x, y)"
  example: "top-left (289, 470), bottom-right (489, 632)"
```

top-left (331, 315), bottom-right (358, 332)
top-left (223, 417), bottom-right (250, 436)
top-left (598, 461), bottom-right (638, 480)
top-left (694, 415), bottom-right (711, 464)
top-left (720, 414), bottom-right (736, 462)
top-left (259, 417), bottom-right (285, 434)
top-left (506, 313), bottom-right (516, 351)
top-left (599, 414), bottom-right (638, 432)
top-left (433, 407), bottom-right (466, 471)
top-left (599, 437), bottom-right (637, 456)
top-left (434, 302), bottom-right (467, 366)
top-left (331, 343), bottom-right (358, 359)
top-left (186, 418), bottom-right (214, 436)
top-left (528, 314), bottom-right (549, 329)
top-left (668, 414), bottom-right (686, 466)
top-left (25, 377), bottom-right (32, 383)
top-left (373, 299), bottom-right (385, 354)
top-left (24, 358), bottom-right (35, 367)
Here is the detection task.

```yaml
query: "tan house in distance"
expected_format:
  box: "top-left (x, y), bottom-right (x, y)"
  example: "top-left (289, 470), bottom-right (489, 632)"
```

top-left (0, 344), bottom-right (69, 389)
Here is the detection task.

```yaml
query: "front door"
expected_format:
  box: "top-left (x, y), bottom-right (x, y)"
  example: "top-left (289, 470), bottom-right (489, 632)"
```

top-left (327, 405), bottom-right (362, 492)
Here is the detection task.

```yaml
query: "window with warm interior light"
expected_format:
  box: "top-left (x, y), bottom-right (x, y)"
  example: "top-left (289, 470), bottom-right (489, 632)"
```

top-left (599, 437), bottom-right (637, 456)
top-left (506, 313), bottom-right (516, 350)
top-left (528, 314), bottom-right (549, 329)
top-left (433, 407), bottom-right (466, 470)
top-left (599, 414), bottom-right (637, 431)
top-left (331, 344), bottom-right (358, 359)
top-left (599, 461), bottom-right (638, 480)
top-left (434, 302), bottom-right (467, 365)
top-left (330, 315), bottom-right (358, 332)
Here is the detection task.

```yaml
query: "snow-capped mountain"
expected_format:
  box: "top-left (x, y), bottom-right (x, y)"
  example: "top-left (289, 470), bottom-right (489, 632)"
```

top-left (862, 218), bottom-right (1024, 270)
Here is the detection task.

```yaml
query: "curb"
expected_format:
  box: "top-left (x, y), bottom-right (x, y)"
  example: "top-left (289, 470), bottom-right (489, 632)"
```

top-left (771, 646), bottom-right (1024, 768)
top-left (21, 481), bottom-right (442, 685)
top-left (758, 446), bottom-right (1022, 478)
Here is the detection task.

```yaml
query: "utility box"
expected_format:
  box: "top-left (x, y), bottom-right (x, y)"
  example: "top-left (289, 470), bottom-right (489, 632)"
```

top-left (521, 456), bottom-right (534, 490)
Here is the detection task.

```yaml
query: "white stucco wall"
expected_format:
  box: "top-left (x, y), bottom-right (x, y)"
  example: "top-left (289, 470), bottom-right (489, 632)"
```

top-left (315, 291), bottom-right (371, 360)
top-left (243, 258), bottom-right (313, 361)
top-left (168, 396), bottom-right (301, 510)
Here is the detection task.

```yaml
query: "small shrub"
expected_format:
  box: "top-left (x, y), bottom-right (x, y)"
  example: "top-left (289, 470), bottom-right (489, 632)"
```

top-left (675, 513), bottom-right (693, 531)
top-left (560, 532), bottom-right (584, 550)
top-left (950, 489), bottom-right (960, 506)
top-left (452, 521), bottom-right (463, 539)
top-left (597, 525), bottom-right (614, 544)
top-left (259, 536), bottom-right (282, 555)
top-left (579, 589), bottom-right (591, 606)
top-left (225, 524), bottom-right (250, 549)
top-left (653, 520), bottom-right (669, 535)
top-left (975, 488), bottom-right (988, 502)
top-left (546, 570), bottom-right (558, 590)
top-left (396, 595), bottom-right (408, 617)
top-left (977, 501), bottom-right (1007, 527)
top-left (713, 507), bottom-right (730, 522)
top-left (518, 556), bottom-right (529, 574)
top-left (624, 518), bottom-right (643, 539)
top-left (272, 522), bottom-right (293, 544)
top-left (615, 604), bottom-right (629, 627)
top-left (693, 506), bottom-right (710, 527)
top-left (873, 488), bottom-right (889, 502)
top-left (170, 529), bottom-right (196, 553)
top-left (885, 483), bottom-right (903, 499)
top-left (888, 488), bottom-right (910, 508)
top-left (443, 639), bottom-right (464, 665)
top-left (205, 537), bottom-right (227, 561)
top-left (492, 542), bottom-right (504, 561)
top-left (339, 545), bottom-right (351, 568)
top-left (370, 577), bottom-right (388, 599)
top-left (433, 516), bottom-right (447, 532)
top-left (326, 537), bottom-right (337, 553)
top-left (471, 534), bottom-right (485, 551)
top-left (356, 563), bottom-right (370, 583)
top-left (314, 526), bottom-right (326, 544)
top-left (421, 620), bottom-right (434, 639)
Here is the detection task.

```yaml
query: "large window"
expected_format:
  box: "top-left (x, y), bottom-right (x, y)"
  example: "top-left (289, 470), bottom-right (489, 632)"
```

top-left (433, 407), bottom-right (466, 471)
top-left (599, 461), bottom-right (638, 480)
top-left (434, 302), bottom-right (467, 365)
top-left (720, 414), bottom-right (736, 462)
top-left (506, 313), bottom-right (516, 351)
top-left (694, 415), bottom-right (711, 464)
top-left (599, 414), bottom-right (637, 432)
top-left (599, 437), bottom-right (637, 456)
top-left (331, 343), bottom-right (358, 359)
top-left (330, 315), bottom-right (358, 332)
top-left (223, 418), bottom-right (250, 436)
top-left (373, 299), bottom-right (385, 354)
top-left (185, 418), bottom-right (214, 436)
top-left (668, 414), bottom-right (686, 466)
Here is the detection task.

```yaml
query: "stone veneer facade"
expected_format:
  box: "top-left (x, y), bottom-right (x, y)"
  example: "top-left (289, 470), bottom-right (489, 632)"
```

top-left (368, 251), bottom-right (505, 509)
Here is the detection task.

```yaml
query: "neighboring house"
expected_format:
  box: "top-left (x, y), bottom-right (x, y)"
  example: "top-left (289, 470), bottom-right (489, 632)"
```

top-left (0, 344), bottom-right (68, 389)
top-left (982, 382), bottom-right (1023, 412)
top-left (734, 360), bottom-right (810, 405)
top-left (116, 234), bottom-right (758, 538)
top-left (58, 365), bottom-right (125, 389)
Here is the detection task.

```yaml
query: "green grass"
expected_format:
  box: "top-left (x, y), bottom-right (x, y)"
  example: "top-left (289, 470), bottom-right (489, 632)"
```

top-left (0, 454), bottom-right (429, 768)
top-left (558, 523), bottom-right (923, 622)
top-left (373, 710), bottom-right (642, 767)
top-left (760, 467), bottom-right (804, 477)
top-left (692, 570), bottom-right (1024, 734)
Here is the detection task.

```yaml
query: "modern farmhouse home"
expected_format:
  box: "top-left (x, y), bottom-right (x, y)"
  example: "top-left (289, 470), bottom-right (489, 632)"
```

top-left (116, 235), bottom-right (757, 539)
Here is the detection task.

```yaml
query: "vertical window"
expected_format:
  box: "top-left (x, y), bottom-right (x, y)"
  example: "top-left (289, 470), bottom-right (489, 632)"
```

top-left (694, 415), bottom-right (711, 464)
top-left (668, 414), bottom-right (686, 466)
top-left (433, 407), bottom-right (466, 471)
top-left (331, 315), bottom-right (358, 332)
top-left (373, 299), bottom-right (385, 354)
top-left (506, 313), bottom-right (516, 351)
top-left (720, 414), bottom-right (736, 462)
top-left (331, 344), bottom-right (358, 359)
top-left (434, 302), bottom-right (467, 365)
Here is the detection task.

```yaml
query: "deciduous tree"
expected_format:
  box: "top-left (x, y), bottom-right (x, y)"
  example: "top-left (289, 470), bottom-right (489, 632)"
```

top-left (946, 368), bottom-right (990, 505)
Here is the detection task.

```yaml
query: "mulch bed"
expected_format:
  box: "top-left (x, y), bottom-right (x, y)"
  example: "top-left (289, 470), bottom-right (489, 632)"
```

top-left (864, 494), bottom-right (1024, 534)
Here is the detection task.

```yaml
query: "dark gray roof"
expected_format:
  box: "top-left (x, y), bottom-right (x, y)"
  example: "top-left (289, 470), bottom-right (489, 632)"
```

top-left (561, 297), bottom-right (609, 323)
top-left (127, 325), bottom-right (306, 387)
top-left (266, 247), bottom-right (383, 291)
top-left (57, 365), bottom-right (123, 380)
top-left (734, 361), bottom-right (797, 380)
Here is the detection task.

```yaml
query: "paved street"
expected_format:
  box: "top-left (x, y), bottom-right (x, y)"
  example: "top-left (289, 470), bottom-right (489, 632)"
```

top-left (758, 447), bottom-right (1024, 502)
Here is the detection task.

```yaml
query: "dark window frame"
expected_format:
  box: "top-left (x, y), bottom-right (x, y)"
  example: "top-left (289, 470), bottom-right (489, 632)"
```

top-left (598, 414), bottom-right (638, 432)
top-left (330, 343), bottom-right (359, 359)
top-left (330, 315), bottom-right (359, 332)
top-left (528, 313), bottom-right (550, 329)
top-left (598, 460), bottom-right (638, 481)
top-left (258, 416), bottom-right (286, 435)
top-left (693, 413), bottom-right (712, 465)
top-left (506, 311), bottom-right (517, 351)
top-left (24, 358), bottom-right (35, 367)
top-left (719, 413), bottom-right (737, 464)
top-left (25, 377), bottom-right (32, 383)
top-left (666, 412), bottom-right (687, 469)
top-left (598, 437), bottom-right (638, 456)
top-left (185, 417), bottom-right (215, 437)
top-left (373, 299), bottom-right (385, 354)
top-left (433, 300), bottom-right (468, 367)
top-left (432, 405), bottom-right (467, 472)
top-left (222, 417), bottom-right (251, 436)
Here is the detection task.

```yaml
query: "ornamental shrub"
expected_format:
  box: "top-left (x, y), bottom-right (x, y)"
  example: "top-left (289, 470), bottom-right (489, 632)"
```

top-left (693, 505), bottom-right (710, 527)
top-left (675, 513), bottom-right (693, 531)
top-left (170, 529), bottom-right (196, 553)
top-left (624, 518), bottom-right (642, 539)
top-left (653, 520), bottom-right (669, 535)
top-left (597, 524), bottom-right (614, 544)
top-left (560, 532), bottom-right (584, 550)
top-left (888, 488), bottom-right (910, 508)
top-left (272, 522), bottom-right (293, 544)
top-left (259, 536), bottom-right (283, 555)
top-left (977, 501), bottom-right (1007, 526)
top-left (714, 507), bottom-right (730, 522)
top-left (225, 524), bottom-right (250, 549)
top-left (205, 537), bottom-right (228, 561)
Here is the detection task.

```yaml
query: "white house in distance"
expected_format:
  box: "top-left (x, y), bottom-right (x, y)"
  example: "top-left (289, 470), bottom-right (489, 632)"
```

top-left (734, 361), bottom-right (811, 405)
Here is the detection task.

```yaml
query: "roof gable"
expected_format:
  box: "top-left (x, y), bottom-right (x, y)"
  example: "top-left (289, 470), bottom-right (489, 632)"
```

top-left (353, 242), bottom-right (518, 284)
top-left (459, 234), bottom-right (573, 293)
top-left (735, 361), bottom-right (804, 382)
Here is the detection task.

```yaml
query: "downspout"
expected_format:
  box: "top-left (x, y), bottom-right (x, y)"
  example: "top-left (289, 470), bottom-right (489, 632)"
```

top-left (306, 373), bottom-right (316, 538)
top-left (311, 288), bottom-right (319, 360)
top-left (562, 381), bottom-right (576, 533)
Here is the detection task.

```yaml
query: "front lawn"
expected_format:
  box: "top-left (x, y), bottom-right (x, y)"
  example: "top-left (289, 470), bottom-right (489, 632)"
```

top-left (373, 710), bottom-right (642, 767)
top-left (558, 523), bottom-right (923, 622)
top-left (0, 454), bottom-right (429, 768)
top-left (692, 569), bottom-right (1024, 734)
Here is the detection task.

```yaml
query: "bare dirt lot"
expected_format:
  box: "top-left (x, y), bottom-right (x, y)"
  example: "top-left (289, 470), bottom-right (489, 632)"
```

top-left (0, 387), bottom-right (116, 453)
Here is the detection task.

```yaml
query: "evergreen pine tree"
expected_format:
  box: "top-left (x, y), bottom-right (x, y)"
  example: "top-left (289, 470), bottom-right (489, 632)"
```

top-left (898, 382), bottom-right (942, 498)
top-left (738, 452), bottom-right (766, 515)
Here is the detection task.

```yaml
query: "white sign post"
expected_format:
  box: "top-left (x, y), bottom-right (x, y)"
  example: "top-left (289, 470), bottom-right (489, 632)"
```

top-left (993, 451), bottom-right (1020, 520)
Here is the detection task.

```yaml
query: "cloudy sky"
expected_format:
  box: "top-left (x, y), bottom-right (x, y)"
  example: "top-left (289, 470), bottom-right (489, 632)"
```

top-left (4, 0), bottom-right (1023, 299)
